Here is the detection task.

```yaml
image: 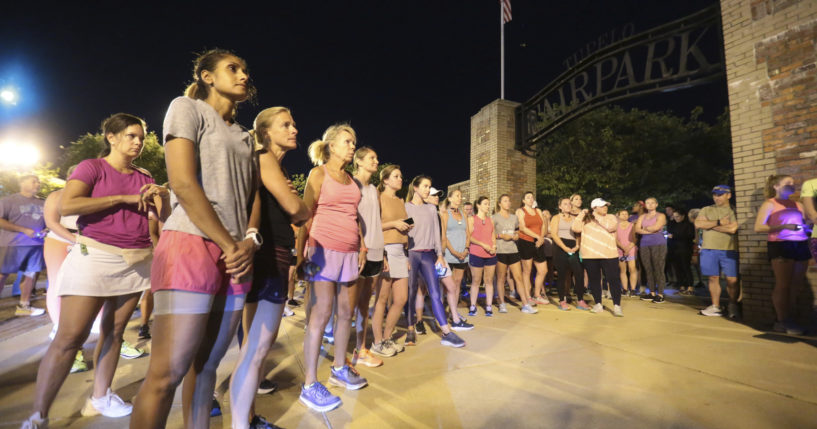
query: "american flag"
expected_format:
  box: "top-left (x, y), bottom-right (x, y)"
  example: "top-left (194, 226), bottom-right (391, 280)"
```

top-left (501, 0), bottom-right (512, 24)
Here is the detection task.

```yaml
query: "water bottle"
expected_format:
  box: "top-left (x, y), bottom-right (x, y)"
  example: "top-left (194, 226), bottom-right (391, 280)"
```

top-left (435, 262), bottom-right (448, 277)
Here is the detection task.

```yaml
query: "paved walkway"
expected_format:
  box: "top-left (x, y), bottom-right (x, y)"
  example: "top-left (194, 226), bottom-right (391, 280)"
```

top-left (1, 289), bottom-right (816, 428)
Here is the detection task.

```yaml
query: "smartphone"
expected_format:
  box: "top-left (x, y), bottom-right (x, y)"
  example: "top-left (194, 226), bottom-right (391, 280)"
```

top-left (404, 217), bottom-right (414, 225)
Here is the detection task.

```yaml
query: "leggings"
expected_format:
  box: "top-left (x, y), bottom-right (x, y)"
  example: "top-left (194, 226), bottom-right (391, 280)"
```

top-left (407, 250), bottom-right (448, 327)
top-left (670, 246), bottom-right (693, 287)
top-left (639, 244), bottom-right (667, 294)
top-left (553, 238), bottom-right (585, 302)
top-left (584, 258), bottom-right (622, 306)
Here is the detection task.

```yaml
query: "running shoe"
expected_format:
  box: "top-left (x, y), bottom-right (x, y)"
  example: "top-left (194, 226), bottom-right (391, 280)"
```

top-left (283, 306), bottom-right (295, 317)
top-left (468, 305), bottom-right (477, 316)
top-left (613, 305), bottom-right (624, 317)
top-left (498, 303), bottom-right (508, 313)
top-left (576, 300), bottom-right (590, 311)
top-left (15, 303), bottom-right (45, 317)
top-left (484, 306), bottom-right (493, 317)
top-left (773, 321), bottom-right (805, 335)
top-left (728, 303), bottom-right (740, 320)
top-left (300, 382), bottom-right (342, 412)
top-left (353, 348), bottom-right (383, 368)
top-left (71, 350), bottom-right (88, 373)
top-left (415, 320), bottom-right (427, 335)
top-left (329, 365), bottom-right (368, 390)
top-left (257, 379), bottom-right (278, 394)
top-left (80, 388), bottom-right (132, 417)
top-left (120, 341), bottom-right (146, 359)
top-left (323, 331), bottom-right (335, 345)
top-left (558, 301), bottom-right (570, 311)
top-left (520, 304), bottom-right (538, 314)
top-left (385, 339), bottom-right (405, 353)
top-left (640, 293), bottom-right (654, 301)
top-left (210, 396), bottom-right (222, 417)
top-left (370, 341), bottom-right (397, 357)
top-left (440, 332), bottom-right (466, 348)
top-left (405, 330), bottom-right (417, 346)
top-left (590, 303), bottom-right (604, 313)
top-left (451, 319), bottom-right (475, 331)
top-left (250, 414), bottom-right (282, 429)
top-left (287, 299), bottom-right (300, 307)
top-left (651, 295), bottom-right (665, 304)
top-left (138, 324), bottom-right (151, 340)
top-left (534, 296), bottom-right (549, 305)
top-left (20, 412), bottom-right (46, 429)
top-left (700, 305), bottom-right (722, 317)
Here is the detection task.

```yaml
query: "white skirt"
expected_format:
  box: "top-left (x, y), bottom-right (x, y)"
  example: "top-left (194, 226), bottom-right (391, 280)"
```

top-left (57, 243), bottom-right (151, 297)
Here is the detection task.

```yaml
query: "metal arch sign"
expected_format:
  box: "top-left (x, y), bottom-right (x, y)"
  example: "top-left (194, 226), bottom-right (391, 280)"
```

top-left (516, 5), bottom-right (725, 155)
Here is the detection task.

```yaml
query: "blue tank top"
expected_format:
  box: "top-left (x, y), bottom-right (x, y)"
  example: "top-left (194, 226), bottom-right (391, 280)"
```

top-left (444, 208), bottom-right (467, 264)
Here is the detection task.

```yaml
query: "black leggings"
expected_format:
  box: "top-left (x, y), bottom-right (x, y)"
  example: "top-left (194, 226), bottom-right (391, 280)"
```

top-left (584, 258), bottom-right (622, 306)
top-left (670, 246), bottom-right (693, 287)
top-left (553, 239), bottom-right (585, 302)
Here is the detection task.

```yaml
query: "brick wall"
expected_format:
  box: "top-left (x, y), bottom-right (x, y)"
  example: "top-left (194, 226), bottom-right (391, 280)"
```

top-left (721, 0), bottom-right (817, 324)
top-left (466, 99), bottom-right (536, 210)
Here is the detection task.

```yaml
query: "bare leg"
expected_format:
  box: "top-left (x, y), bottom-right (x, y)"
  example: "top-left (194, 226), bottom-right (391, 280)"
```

top-left (334, 282), bottom-right (358, 367)
top-left (43, 238), bottom-right (69, 325)
top-left (371, 278), bottom-right (391, 345)
top-left (32, 296), bottom-right (104, 417)
top-left (469, 266), bottom-right (484, 308)
top-left (139, 291), bottom-right (154, 327)
top-left (440, 275), bottom-right (462, 323)
top-left (384, 278), bottom-right (407, 340)
top-left (19, 273), bottom-right (38, 306)
top-left (708, 276), bottom-right (723, 308)
top-left (508, 262), bottom-right (528, 304)
top-left (182, 306), bottom-right (243, 428)
top-left (230, 301), bottom-right (284, 429)
top-left (355, 276), bottom-right (376, 350)
top-left (627, 260), bottom-right (638, 291)
top-left (92, 293), bottom-right (140, 398)
top-left (483, 265), bottom-right (496, 308)
top-left (495, 262), bottom-right (508, 304)
top-left (304, 282), bottom-right (336, 385)
top-left (520, 259), bottom-right (533, 301)
top-left (533, 260), bottom-right (547, 300)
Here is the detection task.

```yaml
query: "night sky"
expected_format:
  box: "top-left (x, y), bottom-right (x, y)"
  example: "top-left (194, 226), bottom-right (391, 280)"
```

top-left (1, 0), bottom-right (726, 188)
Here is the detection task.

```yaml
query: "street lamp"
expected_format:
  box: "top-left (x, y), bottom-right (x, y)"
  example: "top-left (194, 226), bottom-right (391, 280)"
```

top-left (0, 86), bottom-right (19, 106)
top-left (0, 140), bottom-right (40, 169)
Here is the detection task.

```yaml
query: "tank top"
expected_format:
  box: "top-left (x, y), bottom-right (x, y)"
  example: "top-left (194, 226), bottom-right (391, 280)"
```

top-left (557, 214), bottom-right (576, 240)
top-left (469, 215), bottom-right (494, 258)
top-left (380, 192), bottom-right (408, 245)
top-left (308, 166), bottom-right (361, 252)
top-left (492, 212), bottom-right (519, 254)
top-left (356, 181), bottom-right (384, 261)
top-left (444, 208), bottom-right (467, 263)
top-left (639, 213), bottom-right (666, 247)
top-left (766, 198), bottom-right (808, 242)
top-left (46, 214), bottom-right (79, 244)
top-left (617, 221), bottom-right (636, 257)
top-left (257, 182), bottom-right (294, 252)
top-left (518, 208), bottom-right (542, 242)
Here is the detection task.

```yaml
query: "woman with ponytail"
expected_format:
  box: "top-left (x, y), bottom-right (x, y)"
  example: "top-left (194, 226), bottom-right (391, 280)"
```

top-left (295, 124), bottom-right (366, 412)
top-left (131, 49), bottom-right (259, 429)
top-left (754, 174), bottom-right (810, 335)
top-left (229, 107), bottom-right (311, 429)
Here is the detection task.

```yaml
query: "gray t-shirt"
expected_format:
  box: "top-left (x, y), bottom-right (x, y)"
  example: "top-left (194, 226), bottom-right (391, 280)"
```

top-left (492, 212), bottom-right (519, 254)
top-left (355, 180), bottom-right (384, 262)
top-left (0, 193), bottom-right (45, 247)
top-left (161, 97), bottom-right (256, 242)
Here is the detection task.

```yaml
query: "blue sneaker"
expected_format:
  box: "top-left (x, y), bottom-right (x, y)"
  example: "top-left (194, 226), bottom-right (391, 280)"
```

top-left (323, 331), bottom-right (335, 345)
top-left (468, 305), bottom-right (477, 317)
top-left (329, 365), bottom-right (368, 390)
top-left (210, 396), bottom-right (221, 417)
top-left (300, 382), bottom-right (342, 412)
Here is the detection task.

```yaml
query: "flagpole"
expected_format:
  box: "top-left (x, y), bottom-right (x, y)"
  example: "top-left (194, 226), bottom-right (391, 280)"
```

top-left (500, 2), bottom-right (505, 100)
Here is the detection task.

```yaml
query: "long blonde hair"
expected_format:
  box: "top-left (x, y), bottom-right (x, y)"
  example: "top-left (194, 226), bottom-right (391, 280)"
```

top-left (308, 123), bottom-right (356, 166)
top-left (250, 106), bottom-right (291, 152)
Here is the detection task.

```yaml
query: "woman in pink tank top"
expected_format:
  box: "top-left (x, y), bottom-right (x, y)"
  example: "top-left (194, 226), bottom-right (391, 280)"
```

top-left (616, 209), bottom-right (638, 296)
top-left (296, 124), bottom-right (365, 412)
top-left (754, 174), bottom-right (810, 334)
top-left (467, 196), bottom-right (497, 316)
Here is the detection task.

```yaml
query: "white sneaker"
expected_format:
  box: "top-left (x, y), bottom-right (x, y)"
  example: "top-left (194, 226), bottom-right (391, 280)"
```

top-left (283, 306), bottom-right (295, 317)
top-left (700, 305), bottom-right (722, 317)
top-left (21, 411), bottom-right (46, 429)
top-left (520, 304), bottom-right (537, 314)
top-left (590, 303), bottom-right (604, 313)
top-left (613, 305), bottom-right (623, 317)
top-left (498, 303), bottom-right (508, 313)
top-left (80, 388), bottom-right (133, 417)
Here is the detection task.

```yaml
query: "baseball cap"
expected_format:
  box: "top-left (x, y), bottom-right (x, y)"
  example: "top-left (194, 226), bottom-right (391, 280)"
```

top-left (590, 198), bottom-right (610, 209)
top-left (429, 187), bottom-right (444, 197)
top-left (712, 185), bottom-right (731, 195)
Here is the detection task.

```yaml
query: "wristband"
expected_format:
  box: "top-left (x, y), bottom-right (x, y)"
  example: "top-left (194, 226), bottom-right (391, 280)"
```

top-left (716, 219), bottom-right (721, 226)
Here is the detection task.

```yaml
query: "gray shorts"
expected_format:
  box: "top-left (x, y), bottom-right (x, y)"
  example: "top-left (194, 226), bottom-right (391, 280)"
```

top-left (384, 243), bottom-right (408, 279)
top-left (153, 289), bottom-right (246, 315)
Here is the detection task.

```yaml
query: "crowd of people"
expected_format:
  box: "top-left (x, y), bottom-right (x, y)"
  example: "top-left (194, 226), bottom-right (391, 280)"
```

top-left (0, 48), bottom-right (814, 429)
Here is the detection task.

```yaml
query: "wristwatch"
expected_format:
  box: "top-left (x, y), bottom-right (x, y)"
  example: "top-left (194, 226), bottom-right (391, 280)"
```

top-left (245, 228), bottom-right (263, 250)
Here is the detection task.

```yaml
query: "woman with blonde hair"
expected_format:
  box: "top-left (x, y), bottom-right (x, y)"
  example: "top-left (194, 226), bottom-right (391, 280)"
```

top-left (295, 123), bottom-right (366, 412)
top-left (754, 174), bottom-right (810, 334)
top-left (229, 107), bottom-right (311, 428)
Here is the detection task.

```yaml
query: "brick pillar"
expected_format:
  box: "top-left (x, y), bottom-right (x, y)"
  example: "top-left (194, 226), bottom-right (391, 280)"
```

top-left (464, 99), bottom-right (536, 209)
top-left (721, 0), bottom-right (817, 324)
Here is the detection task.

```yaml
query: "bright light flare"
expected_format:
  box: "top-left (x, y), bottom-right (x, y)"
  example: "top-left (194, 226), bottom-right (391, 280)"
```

top-left (0, 140), bottom-right (40, 169)
top-left (0, 87), bottom-right (19, 105)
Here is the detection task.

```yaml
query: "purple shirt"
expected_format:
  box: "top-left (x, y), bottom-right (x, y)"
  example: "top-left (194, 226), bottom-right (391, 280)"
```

top-left (70, 159), bottom-right (154, 249)
top-left (0, 193), bottom-right (45, 247)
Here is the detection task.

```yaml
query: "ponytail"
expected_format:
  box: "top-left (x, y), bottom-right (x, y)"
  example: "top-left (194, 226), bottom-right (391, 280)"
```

top-left (764, 174), bottom-right (791, 199)
top-left (309, 123), bottom-right (357, 166)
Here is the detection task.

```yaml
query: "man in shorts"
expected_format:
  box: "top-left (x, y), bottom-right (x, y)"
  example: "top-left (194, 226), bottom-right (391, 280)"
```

top-left (694, 185), bottom-right (740, 319)
top-left (0, 175), bottom-right (47, 317)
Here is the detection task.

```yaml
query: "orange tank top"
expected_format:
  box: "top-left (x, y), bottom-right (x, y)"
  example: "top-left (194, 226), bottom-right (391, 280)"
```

top-left (518, 208), bottom-right (542, 242)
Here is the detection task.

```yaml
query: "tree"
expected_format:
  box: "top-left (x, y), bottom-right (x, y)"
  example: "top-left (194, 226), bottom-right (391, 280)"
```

top-left (0, 163), bottom-right (63, 198)
top-left (59, 132), bottom-right (167, 184)
top-left (535, 105), bottom-right (732, 211)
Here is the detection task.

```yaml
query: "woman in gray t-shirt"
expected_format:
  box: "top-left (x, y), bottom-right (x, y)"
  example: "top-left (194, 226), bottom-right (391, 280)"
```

top-left (493, 194), bottom-right (536, 314)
